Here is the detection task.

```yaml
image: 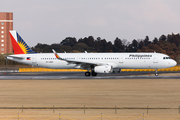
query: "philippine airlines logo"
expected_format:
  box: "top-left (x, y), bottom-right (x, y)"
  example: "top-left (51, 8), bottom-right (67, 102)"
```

top-left (16, 32), bottom-right (35, 54)
top-left (129, 54), bottom-right (152, 57)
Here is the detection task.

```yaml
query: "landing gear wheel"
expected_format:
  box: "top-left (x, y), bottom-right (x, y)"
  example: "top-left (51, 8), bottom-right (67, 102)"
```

top-left (92, 71), bottom-right (97, 76)
top-left (155, 68), bottom-right (158, 76)
top-left (85, 72), bottom-right (91, 76)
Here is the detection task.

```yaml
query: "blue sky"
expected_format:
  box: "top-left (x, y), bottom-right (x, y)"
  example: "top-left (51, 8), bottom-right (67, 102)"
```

top-left (1, 0), bottom-right (180, 46)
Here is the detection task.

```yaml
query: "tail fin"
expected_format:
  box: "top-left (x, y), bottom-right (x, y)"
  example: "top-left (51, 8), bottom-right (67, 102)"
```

top-left (9, 30), bottom-right (35, 54)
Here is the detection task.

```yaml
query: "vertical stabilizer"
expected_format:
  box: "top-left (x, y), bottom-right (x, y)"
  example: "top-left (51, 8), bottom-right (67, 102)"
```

top-left (9, 30), bottom-right (35, 54)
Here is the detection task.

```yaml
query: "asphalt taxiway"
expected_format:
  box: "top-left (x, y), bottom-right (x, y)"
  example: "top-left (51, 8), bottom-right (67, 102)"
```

top-left (0, 71), bottom-right (179, 79)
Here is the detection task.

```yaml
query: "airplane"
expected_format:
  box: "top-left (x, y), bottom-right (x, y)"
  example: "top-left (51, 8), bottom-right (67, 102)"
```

top-left (7, 30), bottom-right (177, 76)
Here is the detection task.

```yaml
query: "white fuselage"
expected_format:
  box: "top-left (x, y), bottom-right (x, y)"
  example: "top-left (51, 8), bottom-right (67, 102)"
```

top-left (7, 52), bottom-right (177, 70)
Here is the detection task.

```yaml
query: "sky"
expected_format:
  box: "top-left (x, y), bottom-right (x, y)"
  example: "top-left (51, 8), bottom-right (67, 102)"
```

top-left (1, 0), bottom-right (180, 47)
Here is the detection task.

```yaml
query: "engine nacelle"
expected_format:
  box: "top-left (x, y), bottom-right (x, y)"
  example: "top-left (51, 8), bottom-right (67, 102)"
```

top-left (94, 65), bottom-right (113, 73)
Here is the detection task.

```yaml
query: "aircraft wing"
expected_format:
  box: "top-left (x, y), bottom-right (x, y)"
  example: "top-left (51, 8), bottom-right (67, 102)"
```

top-left (52, 49), bottom-right (107, 66)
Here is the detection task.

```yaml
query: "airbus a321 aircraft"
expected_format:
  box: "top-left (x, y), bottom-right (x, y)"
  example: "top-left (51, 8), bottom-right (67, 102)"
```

top-left (7, 30), bottom-right (177, 76)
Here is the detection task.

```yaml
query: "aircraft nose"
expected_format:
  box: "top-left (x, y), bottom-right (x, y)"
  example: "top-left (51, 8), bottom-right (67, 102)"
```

top-left (171, 60), bottom-right (177, 67)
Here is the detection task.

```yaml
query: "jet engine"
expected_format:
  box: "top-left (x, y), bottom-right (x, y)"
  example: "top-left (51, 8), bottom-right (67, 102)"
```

top-left (94, 65), bottom-right (113, 73)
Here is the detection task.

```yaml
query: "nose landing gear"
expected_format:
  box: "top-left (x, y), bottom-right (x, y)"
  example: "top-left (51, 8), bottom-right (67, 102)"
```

top-left (155, 69), bottom-right (158, 76)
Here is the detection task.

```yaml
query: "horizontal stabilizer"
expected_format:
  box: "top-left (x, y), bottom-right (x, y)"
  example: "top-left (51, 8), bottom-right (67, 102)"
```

top-left (7, 55), bottom-right (24, 60)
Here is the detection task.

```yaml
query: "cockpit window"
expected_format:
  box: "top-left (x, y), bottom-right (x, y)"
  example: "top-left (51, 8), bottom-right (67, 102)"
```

top-left (163, 57), bottom-right (171, 59)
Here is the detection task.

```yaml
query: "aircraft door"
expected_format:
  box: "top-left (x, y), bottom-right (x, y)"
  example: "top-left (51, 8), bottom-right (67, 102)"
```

top-left (32, 55), bottom-right (38, 66)
top-left (77, 56), bottom-right (81, 60)
top-left (119, 56), bottom-right (123, 63)
top-left (153, 55), bottom-right (158, 63)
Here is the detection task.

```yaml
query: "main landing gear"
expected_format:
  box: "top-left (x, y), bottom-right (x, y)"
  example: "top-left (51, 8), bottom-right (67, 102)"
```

top-left (85, 72), bottom-right (90, 76)
top-left (85, 70), bottom-right (97, 76)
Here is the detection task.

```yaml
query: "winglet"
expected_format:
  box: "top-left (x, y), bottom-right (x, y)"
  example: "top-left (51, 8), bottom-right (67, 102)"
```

top-left (52, 49), bottom-right (61, 59)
